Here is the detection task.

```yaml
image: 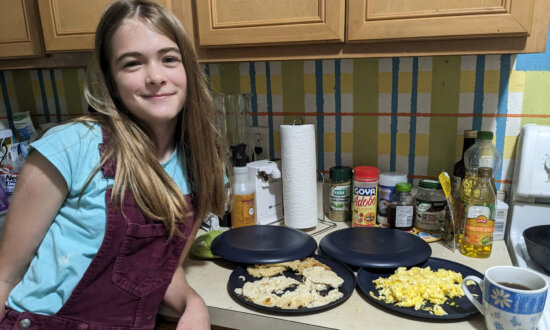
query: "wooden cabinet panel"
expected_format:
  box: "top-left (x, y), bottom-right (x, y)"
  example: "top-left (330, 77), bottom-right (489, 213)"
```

top-left (347, 0), bottom-right (534, 42)
top-left (37, 0), bottom-right (173, 52)
top-left (0, 0), bottom-right (43, 58)
top-left (195, 0), bottom-right (345, 47)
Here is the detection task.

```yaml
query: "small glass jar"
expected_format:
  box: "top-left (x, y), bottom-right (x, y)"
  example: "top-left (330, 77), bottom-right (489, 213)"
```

top-left (414, 179), bottom-right (447, 231)
top-left (327, 166), bottom-right (353, 222)
top-left (388, 182), bottom-right (415, 231)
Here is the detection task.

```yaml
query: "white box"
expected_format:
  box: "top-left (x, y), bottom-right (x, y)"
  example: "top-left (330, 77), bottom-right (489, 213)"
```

top-left (493, 199), bottom-right (509, 240)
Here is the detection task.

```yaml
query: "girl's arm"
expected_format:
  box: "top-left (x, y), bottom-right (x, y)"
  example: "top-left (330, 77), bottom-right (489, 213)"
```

top-left (163, 267), bottom-right (210, 330)
top-left (0, 151), bottom-right (68, 315)
top-left (163, 214), bottom-right (210, 330)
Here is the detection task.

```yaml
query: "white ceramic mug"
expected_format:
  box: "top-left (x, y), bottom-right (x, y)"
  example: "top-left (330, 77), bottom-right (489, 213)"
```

top-left (462, 266), bottom-right (548, 330)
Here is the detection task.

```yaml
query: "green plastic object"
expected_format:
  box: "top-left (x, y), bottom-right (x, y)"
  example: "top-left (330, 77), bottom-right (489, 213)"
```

top-left (190, 230), bottom-right (223, 259)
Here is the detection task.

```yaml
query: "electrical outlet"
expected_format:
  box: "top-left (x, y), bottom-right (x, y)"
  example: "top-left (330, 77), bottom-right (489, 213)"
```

top-left (248, 126), bottom-right (269, 161)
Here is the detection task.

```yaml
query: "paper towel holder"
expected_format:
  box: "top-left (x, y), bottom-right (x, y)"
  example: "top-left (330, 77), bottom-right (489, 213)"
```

top-left (292, 117), bottom-right (304, 125)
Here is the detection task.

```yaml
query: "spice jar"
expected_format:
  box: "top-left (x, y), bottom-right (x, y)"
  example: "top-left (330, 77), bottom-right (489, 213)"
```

top-left (328, 166), bottom-right (352, 222)
top-left (388, 182), bottom-right (415, 231)
top-left (352, 166), bottom-right (378, 227)
top-left (414, 179), bottom-right (447, 231)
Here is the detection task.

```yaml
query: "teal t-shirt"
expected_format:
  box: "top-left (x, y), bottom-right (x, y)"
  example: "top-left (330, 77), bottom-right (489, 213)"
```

top-left (6, 122), bottom-right (190, 314)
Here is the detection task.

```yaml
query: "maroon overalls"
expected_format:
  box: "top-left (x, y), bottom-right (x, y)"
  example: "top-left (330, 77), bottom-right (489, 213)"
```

top-left (1, 130), bottom-right (194, 329)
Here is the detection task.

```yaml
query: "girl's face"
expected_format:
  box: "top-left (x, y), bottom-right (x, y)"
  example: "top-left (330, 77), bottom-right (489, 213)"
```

top-left (109, 19), bottom-right (187, 130)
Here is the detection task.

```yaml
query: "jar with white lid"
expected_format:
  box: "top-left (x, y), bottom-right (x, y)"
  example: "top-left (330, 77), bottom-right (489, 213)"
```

top-left (414, 179), bottom-right (446, 231)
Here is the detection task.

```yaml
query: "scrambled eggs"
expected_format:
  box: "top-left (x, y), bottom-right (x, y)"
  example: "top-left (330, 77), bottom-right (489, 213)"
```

top-left (369, 266), bottom-right (464, 315)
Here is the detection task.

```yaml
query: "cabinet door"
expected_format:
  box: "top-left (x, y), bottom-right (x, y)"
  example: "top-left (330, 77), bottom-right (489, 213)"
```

top-left (0, 0), bottom-right (43, 58)
top-left (347, 0), bottom-right (534, 42)
top-left (37, 0), bottom-right (173, 52)
top-left (195, 0), bottom-right (345, 47)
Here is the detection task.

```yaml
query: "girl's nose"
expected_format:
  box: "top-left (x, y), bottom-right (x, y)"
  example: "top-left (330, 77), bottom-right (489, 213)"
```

top-left (145, 65), bottom-right (166, 85)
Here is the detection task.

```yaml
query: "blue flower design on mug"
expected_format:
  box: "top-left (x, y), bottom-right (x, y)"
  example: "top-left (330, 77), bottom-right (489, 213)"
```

top-left (491, 288), bottom-right (513, 309)
top-left (509, 316), bottom-right (521, 327)
top-left (493, 321), bottom-right (505, 330)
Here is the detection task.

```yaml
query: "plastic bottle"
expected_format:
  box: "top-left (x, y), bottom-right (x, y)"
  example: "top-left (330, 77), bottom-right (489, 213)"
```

top-left (387, 182), bottom-right (415, 231)
top-left (460, 167), bottom-right (496, 258)
top-left (230, 144), bottom-right (255, 228)
top-left (377, 172), bottom-right (408, 228)
top-left (463, 131), bottom-right (502, 192)
top-left (452, 130), bottom-right (477, 197)
top-left (352, 166), bottom-right (378, 227)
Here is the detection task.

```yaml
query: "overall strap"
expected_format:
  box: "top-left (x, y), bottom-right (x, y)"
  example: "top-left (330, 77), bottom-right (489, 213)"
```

top-left (99, 126), bottom-right (117, 178)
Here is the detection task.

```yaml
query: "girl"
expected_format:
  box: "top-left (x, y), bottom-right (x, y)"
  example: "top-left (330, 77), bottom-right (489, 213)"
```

top-left (0, 1), bottom-right (228, 329)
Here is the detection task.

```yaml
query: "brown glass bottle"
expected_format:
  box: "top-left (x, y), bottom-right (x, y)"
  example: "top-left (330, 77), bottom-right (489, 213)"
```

top-left (388, 183), bottom-right (415, 231)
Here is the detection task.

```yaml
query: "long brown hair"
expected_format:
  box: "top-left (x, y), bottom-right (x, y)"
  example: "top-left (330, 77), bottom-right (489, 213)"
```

top-left (82, 0), bottom-right (228, 239)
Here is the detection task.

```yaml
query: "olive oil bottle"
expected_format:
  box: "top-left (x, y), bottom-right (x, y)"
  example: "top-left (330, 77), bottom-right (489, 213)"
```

top-left (460, 167), bottom-right (496, 258)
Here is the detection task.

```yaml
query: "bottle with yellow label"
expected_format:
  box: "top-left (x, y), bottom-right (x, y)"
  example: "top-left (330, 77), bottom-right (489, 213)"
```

top-left (231, 165), bottom-right (256, 228)
top-left (460, 167), bottom-right (496, 258)
top-left (230, 144), bottom-right (256, 228)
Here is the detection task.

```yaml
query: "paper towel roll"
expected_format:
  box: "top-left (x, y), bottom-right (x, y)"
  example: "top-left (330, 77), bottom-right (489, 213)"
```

top-left (280, 124), bottom-right (317, 229)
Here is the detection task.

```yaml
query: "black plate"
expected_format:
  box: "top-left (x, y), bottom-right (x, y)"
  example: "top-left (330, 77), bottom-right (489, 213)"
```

top-left (211, 225), bottom-right (317, 264)
top-left (228, 254), bottom-right (356, 313)
top-left (356, 257), bottom-right (483, 320)
top-left (319, 227), bottom-right (432, 268)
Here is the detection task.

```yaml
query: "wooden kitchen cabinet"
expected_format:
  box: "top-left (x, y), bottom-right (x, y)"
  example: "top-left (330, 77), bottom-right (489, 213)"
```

top-left (194, 0), bottom-right (549, 62)
top-left (347, 0), bottom-right (534, 42)
top-left (0, 0), bottom-right (43, 58)
top-left (194, 0), bottom-right (345, 47)
top-left (36, 0), bottom-right (174, 52)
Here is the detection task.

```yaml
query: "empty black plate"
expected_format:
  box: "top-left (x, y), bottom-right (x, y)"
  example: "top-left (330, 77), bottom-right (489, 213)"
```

top-left (211, 225), bottom-right (318, 264)
top-left (319, 227), bottom-right (432, 268)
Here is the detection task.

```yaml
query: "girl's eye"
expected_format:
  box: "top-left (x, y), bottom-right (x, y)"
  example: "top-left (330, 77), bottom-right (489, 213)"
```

top-left (163, 56), bottom-right (181, 64)
top-left (123, 60), bottom-right (140, 68)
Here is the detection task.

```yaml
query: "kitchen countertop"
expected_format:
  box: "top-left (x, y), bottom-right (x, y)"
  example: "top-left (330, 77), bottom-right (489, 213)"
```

top-left (159, 220), bottom-right (512, 330)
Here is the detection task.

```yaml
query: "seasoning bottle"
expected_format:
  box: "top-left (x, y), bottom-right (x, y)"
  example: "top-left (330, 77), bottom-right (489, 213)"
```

top-left (414, 179), bottom-right (447, 231)
top-left (460, 167), bottom-right (496, 258)
top-left (377, 172), bottom-right (408, 228)
top-left (230, 144), bottom-right (255, 228)
top-left (352, 166), bottom-right (379, 227)
top-left (387, 182), bottom-right (415, 231)
top-left (328, 166), bottom-right (352, 222)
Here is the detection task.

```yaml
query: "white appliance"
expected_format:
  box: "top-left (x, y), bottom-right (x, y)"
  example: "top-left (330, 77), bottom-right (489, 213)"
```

top-left (247, 160), bottom-right (284, 225)
top-left (506, 124), bottom-right (550, 330)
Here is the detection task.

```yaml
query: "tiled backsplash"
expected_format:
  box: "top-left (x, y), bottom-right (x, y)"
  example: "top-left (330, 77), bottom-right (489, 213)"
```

top-left (1, 45), bottom-right (549, 194)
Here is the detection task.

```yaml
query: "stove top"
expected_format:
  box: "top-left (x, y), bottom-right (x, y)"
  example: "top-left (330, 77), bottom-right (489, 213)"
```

top-left (506, 202), bottom-right (550, 330)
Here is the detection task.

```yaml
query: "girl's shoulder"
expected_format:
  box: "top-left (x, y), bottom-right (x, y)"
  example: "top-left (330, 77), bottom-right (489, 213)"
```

top-left (36, 121), bottom-right (102, 144)
top-left (31, 121), bottom-right (103, 154)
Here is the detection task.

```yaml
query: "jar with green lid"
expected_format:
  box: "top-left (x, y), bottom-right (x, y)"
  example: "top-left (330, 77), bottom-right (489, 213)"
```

top-left (328, 166), bottom-right (352, 222)
top-left (388, 182), bottom-right (415, 231)
top-left (414, 179), bottom-right (447, 231)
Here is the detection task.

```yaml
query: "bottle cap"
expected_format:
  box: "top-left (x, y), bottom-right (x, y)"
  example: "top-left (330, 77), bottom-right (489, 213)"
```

top-left (354, 166), bottom-right (379, 179)
top-left (464, 130), bottom-right (477, 139)
top-left (477, 131), bottom-right (493, 140)
top-left (330, 166), bottom-right (352, 181)
top-left (478, 167), bottom-right (493, 177)
top-left (395, 182), bottom-right (412, 192)
top-left (419, 179), bottom-right (442, 190)
top-left (230, 143), bottom-right (247, 167)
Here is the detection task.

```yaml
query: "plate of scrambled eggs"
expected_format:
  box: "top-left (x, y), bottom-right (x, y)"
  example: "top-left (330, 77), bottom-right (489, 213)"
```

top-left (356, 257), bottom-right (483, 319)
